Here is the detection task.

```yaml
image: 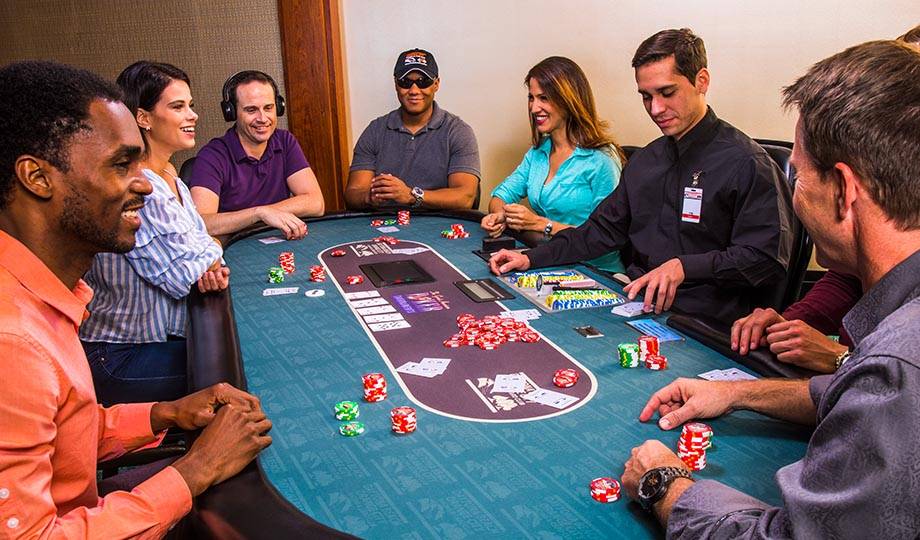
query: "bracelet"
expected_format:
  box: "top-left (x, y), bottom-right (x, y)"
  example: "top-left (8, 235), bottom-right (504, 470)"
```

top-left (834, 349), bottom-right (851, 371)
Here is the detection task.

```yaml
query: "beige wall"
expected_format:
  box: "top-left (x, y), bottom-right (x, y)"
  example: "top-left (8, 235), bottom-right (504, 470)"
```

top-left (0, 0), bottom-right (287, 167)
top-left (341, 0), bottom-right (919, 210)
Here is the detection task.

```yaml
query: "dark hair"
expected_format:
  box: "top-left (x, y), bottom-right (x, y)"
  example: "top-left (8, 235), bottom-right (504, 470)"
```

top-left (525, 57), bottom-right (624, 163)
top-left (224, 70), bottom-right (278, 107)
top-left (116, 61), bottom-right (190, 150)
top-left (0, 60), bottom-right (122, 210)
top-left (783, 40), bottom-right (920, 230)
top-left (898, 24), bottom-right (920, 45)
top-left (631, 28), bottom-right (707, 82)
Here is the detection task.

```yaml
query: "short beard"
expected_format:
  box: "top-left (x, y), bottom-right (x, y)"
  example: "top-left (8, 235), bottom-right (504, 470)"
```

top-left (60, 188), bottom-right (135, 254)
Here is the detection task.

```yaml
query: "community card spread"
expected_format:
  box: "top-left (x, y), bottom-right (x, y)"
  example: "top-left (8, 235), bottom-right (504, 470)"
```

top-left (356, 305), bottom-right (396, 316)
top-left (343, 290), bottom-right (380, 300)
top-left (362, 313), bottom-right (405, 323)
top-left (350, 297), bottom-right (390, 308)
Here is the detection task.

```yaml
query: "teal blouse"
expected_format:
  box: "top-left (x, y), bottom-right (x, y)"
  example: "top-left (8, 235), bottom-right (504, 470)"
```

top-left (492, 137), bottom-right (624, 273)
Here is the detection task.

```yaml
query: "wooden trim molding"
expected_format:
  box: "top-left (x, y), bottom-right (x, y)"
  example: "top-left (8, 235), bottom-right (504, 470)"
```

top-left (278, 0), bottom-right (349, 211)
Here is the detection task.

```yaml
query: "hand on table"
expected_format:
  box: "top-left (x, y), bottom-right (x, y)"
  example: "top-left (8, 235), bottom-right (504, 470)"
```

top-left (489, 248), bottom-right (531, 275)
top-left (370, 173), bottom-right (413, 206)
top-left (639, 377), bottom-right (737, 430)
top-left (257, 206), bottom-right (307, 240)
top-left (731, 308), bottom-right (844, 373)
top-left (622, 258), bottom-right (685, 314)
top-left (198, 262), bottom-right (230, 293)
top-left (621, 440), bottom-right (690, 501)
top-left (481, 211), bottom-right (507, 238)
top-left (171, 403), bottom-right (272, 496)
top-left (150, 382), bottom-right (263, 432)
top-left (503, 203), bottom-right (543, 232)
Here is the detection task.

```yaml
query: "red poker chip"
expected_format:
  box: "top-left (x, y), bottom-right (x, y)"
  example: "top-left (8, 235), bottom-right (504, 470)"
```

top-left (345, 275), bottom-right (364, 285)
top-left (330, 249), bottom-right (347, 257)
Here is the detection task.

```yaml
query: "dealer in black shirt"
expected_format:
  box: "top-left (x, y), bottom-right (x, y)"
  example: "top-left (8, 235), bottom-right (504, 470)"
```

top-left (490, 29), bottom-right (794, 324)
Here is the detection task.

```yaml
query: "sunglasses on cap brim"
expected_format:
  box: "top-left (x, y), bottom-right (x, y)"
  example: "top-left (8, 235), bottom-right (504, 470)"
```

top-left (396, 75), bottom-right (436, 89)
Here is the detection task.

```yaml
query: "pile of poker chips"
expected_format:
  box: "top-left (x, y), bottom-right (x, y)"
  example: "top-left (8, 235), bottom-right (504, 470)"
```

top-left (363, 373), bottom-right (387, 402)
top-left (309, 265), bottom-right (326, 282)
top-left (267, 266), bottom-right (285, 284)
top-left (441, 223), bottom-right (469, 239)
top-left (639, 335), bottom-right (668, 370)
top-left (345, 275), bottom-right (364, 285)
top-left (444, 314), bottom-right (540, 350)
top-left (544, 289), bottom-right (624, 310)
top-left (390, 406), bottom-right (417, 434)
top-left (370, 219), bottom-right (385, 227)
top-left (374, 235), bottom-right (399, 245)
top-left (330, 249), bottom-right (347, 257)
top-left (339, 421), bottom-right (365, 437)
top-left (515, 270), bottom-right (583, 289)
top-left (677, 422), bottom-right (713, 471)
top-left (278, 251), bottom-right (295, 274)
top-left (618, 343), bottom-right (640, 368)
top-left (589, 477), bottom-right (621, 503)
top-left (334, 400), bottom-right (359, 421)
top-left (553, 368), bottom-right (579, 388)
top-left (397, 210), bottom-right (410, 225)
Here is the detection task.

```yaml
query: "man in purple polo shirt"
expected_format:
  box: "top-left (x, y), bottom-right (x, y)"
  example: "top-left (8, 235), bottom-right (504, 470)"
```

top-left (190, 70), bottom-right (324, 240)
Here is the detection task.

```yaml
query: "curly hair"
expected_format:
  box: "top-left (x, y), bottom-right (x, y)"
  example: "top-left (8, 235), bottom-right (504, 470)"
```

top-left (0, 60), bottom-right (122, 210)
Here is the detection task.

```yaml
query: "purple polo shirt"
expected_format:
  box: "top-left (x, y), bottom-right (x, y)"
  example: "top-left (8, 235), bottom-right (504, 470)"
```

top-left (190, 128), bottom-right (310, 212)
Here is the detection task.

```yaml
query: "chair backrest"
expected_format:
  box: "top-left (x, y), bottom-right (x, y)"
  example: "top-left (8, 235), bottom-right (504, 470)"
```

top-left (178, 156), bottom-right (196, 187)
top-left (753, 139), bottom-right (813, 311)
top-left (621, 145), bottom-right (642, 161)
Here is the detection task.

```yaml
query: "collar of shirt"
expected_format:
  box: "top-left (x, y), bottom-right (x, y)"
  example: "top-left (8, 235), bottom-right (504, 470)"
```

top-left (666, 106), bottom-right (720, 160)
top-left (534, 136), bottom-right (594, 158)
top-left (386, 101), bottom-right (446, 134)
top-left (844, 247), bottom-right (920, 345)
top-left (0, 229), bottom-right (93, 326)
top-left (223, 127), bottom-right (284, 164)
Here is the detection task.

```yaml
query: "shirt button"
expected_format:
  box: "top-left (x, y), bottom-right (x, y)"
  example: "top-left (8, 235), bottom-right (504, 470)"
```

top-left (6, 517), bottom-right (19, 529)
top-left (410, 136), bottom-right (415, 140)
top-left (0, 487), bottom-right (8, 499)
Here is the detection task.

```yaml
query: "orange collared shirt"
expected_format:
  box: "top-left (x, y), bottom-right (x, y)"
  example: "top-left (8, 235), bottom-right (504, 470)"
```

top-left (0, 231), bottom-right (192, 539)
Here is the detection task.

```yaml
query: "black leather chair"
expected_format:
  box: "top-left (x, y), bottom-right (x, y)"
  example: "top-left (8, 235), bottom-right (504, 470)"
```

top-left (621, 145), bottom-right (642, 160)
top-left (178, 156), bottom-right (196, 187)
top-left (753, 139), bottom-right (813, 311)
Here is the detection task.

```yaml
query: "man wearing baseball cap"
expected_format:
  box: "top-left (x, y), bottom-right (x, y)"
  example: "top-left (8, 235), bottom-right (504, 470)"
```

top-left (345, 48), bottom-right (482, 210)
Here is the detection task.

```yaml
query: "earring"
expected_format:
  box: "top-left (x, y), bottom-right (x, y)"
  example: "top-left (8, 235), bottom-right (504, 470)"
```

top-left (145, 126), bottom-right (151, 132)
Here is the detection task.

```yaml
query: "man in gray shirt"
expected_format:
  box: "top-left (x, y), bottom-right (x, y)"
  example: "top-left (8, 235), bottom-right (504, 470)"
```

top-left (345, 48), bottom-right (481, 210)
top-left (619, 40), bottom-right (920, 538)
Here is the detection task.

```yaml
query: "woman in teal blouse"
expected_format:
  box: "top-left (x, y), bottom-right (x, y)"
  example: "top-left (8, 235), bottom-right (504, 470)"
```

top-left (481, 56), bottom-right (626, 273)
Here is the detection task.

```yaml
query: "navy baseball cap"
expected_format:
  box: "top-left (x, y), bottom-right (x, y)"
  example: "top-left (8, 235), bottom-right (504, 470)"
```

top-left (394, 49), bottom-right (438, 79)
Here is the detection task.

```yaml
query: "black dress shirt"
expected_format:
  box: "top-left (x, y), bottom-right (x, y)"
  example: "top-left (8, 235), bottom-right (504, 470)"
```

top-left (526, 107), bottom-right (794, 323)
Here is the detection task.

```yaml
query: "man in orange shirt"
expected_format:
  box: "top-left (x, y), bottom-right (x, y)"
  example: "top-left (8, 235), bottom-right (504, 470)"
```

top-left (0, 61), bottom-right (272, 538)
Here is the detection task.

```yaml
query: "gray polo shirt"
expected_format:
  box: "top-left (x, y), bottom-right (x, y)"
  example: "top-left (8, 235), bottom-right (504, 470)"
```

top-left (667, 248), bottom-right (920, 539)
top-left (349, 102), bottom-right (481, 190)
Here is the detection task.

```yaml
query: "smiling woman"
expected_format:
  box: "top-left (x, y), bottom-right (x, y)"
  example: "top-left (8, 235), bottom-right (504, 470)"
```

top-left (79, 61), bottom-right (228, 407)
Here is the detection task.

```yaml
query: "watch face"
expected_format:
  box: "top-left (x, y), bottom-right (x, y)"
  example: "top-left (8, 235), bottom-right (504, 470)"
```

top-left (639, 469), bottom-right (663, 499)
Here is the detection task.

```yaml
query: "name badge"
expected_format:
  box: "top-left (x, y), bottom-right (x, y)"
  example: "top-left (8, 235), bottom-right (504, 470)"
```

top-left (681, 187), bottom-right (703, 223)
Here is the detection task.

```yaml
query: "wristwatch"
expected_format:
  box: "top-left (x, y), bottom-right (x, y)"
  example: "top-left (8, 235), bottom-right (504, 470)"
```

top-left (638, 466), bottom-right (693, 512)
top-left (834, 349), bottom-right (851, 370)
top-left (411, 186), bottom-right (425, 208)
top-left (542, 220), bottom-right (554, 239)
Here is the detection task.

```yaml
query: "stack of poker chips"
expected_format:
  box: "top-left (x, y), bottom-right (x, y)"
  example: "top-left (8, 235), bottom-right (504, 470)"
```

top-left (363, 373), bottom-right (387, 402)
top-left (544, 289), bottom-right (624, 310)
top-left (330, 249), bottom-right (347, 257)
top-left (278, 251), bottom-right (295, 274)
top-left (589, 477), bottom-right (621, 503)
top-left (339, 421), bottom-right (365, 437)
top-left (345, 275), bottom-right (364, 285)
top-left (639, 335), bottom-right (668, 370)
top-left (440, 223), bottom-right (469, 239)
top-left (617, 343), bottom-right (640, 368)
top-left (370, 219), bottom-right (385, 227)
top-left (374, 235), bottom-right (399, 245)
top-left (309, 265), bottom-right (326, 282)
top-left (267, 266), bottom-right (285, 284)
top-left (515, 270), bottom-right (583, 289)
top-left (390, 406), bottom-right (417, 434)
top-left (553, 368), bottom-right (579, 388)
top-left (443, 314), bottom-right (540, 350)
top-left (334, 400), bottom-right (359, 421)
top-left (677, 422), bottom-right (713, 471)
top-left (397, 210), bottom-right (410, 225)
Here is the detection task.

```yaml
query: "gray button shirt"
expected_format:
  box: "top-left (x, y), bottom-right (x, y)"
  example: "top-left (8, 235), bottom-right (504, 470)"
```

top-left (668, 248), bottom-right (920, 539)
top-left (349, 102), bottom-right (481, 190)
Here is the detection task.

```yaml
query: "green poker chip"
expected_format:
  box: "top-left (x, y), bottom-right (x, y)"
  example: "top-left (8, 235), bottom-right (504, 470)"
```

top-left (339, 421), bottom-right (365, 437)
top-left (334, 400), bottom-right (359, 421)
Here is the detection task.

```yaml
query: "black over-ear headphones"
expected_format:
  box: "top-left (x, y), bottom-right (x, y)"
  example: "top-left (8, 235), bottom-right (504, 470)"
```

top-left (220, 70), bottom-right (286, 122)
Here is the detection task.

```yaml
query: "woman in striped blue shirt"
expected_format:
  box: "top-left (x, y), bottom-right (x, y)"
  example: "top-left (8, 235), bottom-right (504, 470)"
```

top-left (80, 61), bottom-right (228, 406)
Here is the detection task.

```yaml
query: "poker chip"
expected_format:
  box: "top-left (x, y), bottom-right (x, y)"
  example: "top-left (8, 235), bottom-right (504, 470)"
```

top-left (442, 314), bottom-right (539, 351)
top-left (309, 264), bottom-right (326, 282)
top-left (278, 251), bottom-right (295, 274)
top-left (638, 335), bottom-right (659, 361)
top-left (334, 400), bottom-right (359, 421)
top-left (644, 354), bottom-right (668, 370)
top-left (363, 373), bottom-right (387, 402)
top-left (346, 275), bottom-right (364, 285)
top-left (338, 421), bottom-right (365, 437)
top-left (370, 219), bottom-right (385, 227)
top-left (390, 406), bottom-right (417, 434)
top-left (330, 249), bottom-right (347, 257)
top-left (383, 219), bottom-right (397, 226)
top-left (374, 235), bottom-right (399, 245)
top-left (553, 368), bottom-right (579, 388)
top-left (397, 210), bottom-right (411, 225)
top-left (304, 289), bottom-right (325, 298)
top-left (267, 266), bottom-right (285, 284)
top-left (589, 477), bottom-right (621, 503)
top-left (617, 343), bottom-right (640, 368)
top-left (441, 223), bottom-right (470, 239)
top-left (677, 422), bottom-right (713, 471)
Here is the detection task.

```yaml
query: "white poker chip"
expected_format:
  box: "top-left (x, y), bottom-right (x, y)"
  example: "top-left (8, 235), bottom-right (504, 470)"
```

top-left (304, 289), bottom-right (326, 298)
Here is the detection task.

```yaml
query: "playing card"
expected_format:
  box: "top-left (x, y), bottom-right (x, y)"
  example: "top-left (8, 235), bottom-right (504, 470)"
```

top-left (350, 297), bottom-right (390, 308)
top-left (522, 388), bottom-right (579, 409)
top-left (363, 313), bottom-right (405, 323)
top-left (492, 373), bottom-right (526, 393)
top-left (262, 287), bottom-right (299, 296)
top-left (419, 357), bottom-right (451, 374)
top-left (356, 305), bottom-right (396, 316)
top-left (611, 302), bottom-right (648, 318)
top-left (396, 361), bottom-right (438, 377)
top-left (257, 236), bottom-right (286, 244)
top-left (344, 290), bottom-right (380, 300)
top-left (720, 368), bottom-right (758, 380)
top-left (697, 369), bottom-right (726, 381)
top-left (376, 226), bottom-right (400, 233)
top-left (367, 319), bottom-right (410, 332)
top-left (499, 309), bottom-right (541, 322)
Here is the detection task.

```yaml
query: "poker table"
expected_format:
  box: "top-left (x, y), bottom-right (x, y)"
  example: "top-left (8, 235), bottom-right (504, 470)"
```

top-left (183, 211), bottom-right (811, 539)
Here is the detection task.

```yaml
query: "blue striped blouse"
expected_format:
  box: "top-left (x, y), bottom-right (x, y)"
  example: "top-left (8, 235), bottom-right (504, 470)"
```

top-left (80, 169), bottom-right (223, 343)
